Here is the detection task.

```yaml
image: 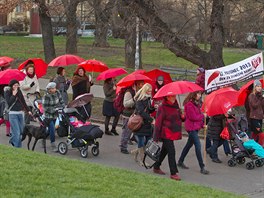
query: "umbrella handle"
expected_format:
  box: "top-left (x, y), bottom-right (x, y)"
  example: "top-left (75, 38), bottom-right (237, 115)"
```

top-left (82, 104), bottom-right (90, 118)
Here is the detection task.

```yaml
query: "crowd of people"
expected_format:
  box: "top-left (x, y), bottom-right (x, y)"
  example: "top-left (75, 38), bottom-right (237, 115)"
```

top-left (0, 63), bottom-right (264, 182)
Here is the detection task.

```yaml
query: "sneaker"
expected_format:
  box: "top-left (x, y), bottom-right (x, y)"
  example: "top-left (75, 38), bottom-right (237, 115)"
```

top-left (212, 158), bottom-right (222, 163)
top-left (153, 168), bottom-right (166, 175)
top-left (51, 142), bottom-right (58, 152)
top-left (177, 162), bottom-right (189, 169)
top-left (200, 168), bottom-right (210, 175)
top-left (170, 174), bottom-right (181, 181)
top-left (6, 134), bottom-right (10, 137)
top-left (120, 149), bottom-right (129, 154)
top-left (111, 129), bottom-right (119, 136)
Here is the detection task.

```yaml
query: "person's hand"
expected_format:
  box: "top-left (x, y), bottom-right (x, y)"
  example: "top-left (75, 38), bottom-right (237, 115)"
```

top-left (66, 79), bottom-right (71, 85)
top-left (30, 82), bottom-right (35, 87)
top-left (113, 85), bottom-right (116, 90)
top-left (152, 119), bottom-right (155, 125)
top-left (28, 111), bottom-right (33, 116)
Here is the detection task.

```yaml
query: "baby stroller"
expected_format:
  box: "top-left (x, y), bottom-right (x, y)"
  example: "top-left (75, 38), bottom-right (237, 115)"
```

top-left (226, 115), bottom-right (264, 170)
top-left (57, 108), bottom-right (103, 158)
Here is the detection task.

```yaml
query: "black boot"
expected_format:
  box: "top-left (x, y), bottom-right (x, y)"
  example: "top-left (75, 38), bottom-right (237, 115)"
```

top-left (111, 128), bottom-right (119, 136)
top-left (105, 129), bottom-right (113, 136)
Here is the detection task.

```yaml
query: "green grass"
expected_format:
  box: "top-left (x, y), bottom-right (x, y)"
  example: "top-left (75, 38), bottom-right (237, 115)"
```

top-left (0, 145), bottom-right (242, 198)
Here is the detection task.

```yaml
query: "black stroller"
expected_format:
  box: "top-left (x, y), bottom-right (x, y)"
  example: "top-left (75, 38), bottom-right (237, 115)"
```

top-left (57, 108), bottom-right (103, 158)
top-left (226, 115), bottom-right (264, 170)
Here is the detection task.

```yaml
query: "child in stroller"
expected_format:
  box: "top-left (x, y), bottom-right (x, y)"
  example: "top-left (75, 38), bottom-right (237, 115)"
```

top-left (57, 107), bottom-right (103, 158)
top-left (227, 115), bottom-right (264, 170)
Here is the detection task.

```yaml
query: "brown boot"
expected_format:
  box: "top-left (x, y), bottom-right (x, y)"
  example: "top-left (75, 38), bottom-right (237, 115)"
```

top-left (138, 147), bottom-right (149, 167)
top-left (131, 148), bottom-right (139, 162)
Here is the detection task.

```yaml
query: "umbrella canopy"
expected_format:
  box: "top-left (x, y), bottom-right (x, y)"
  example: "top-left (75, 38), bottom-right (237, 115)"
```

top-left (0, 69), bottom-right (26, 84)
top-left (18, 58), bottom-right (48, 78)
top-left (131, 69), bottom-right (146, 75)
top-left (202, 87), bottom-right (239, 116)
top-left (96, 68), bottom-right (127, 81)
top-left (78, 59), bottom-right (108, 72)
top-left (0, 56), bottom-right (14, 67)
top-left (49, 54), bottom-right (85, 67)
top-left (144, 69), bottom-right (173, 83)
top-left (67, 93), bottom-right (94, 108)
top-left (153, 81), bottom-right (203, 99)
top-left (116, 73), bottom-right (152, 87)
top-left (237, 79), bottom-right (264, 106)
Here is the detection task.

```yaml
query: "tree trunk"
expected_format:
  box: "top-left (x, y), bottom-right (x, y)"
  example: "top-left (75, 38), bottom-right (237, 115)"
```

top-left (124, 0), bottom-right (225, 69)
top-left (62, 0), bottom-right (79, 54)
top-left (36, 0), bottom-right (56, 63)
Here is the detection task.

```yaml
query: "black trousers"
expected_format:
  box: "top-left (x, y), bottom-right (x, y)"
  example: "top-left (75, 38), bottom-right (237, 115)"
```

top-left (154, 139), bottom-right (178, 175)
top-left (105, 114), bottom-right (120, 131)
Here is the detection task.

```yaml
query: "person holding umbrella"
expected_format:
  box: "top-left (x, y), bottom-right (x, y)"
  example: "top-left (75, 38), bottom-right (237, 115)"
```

top-left (4, 80), bottom-right (32, 148)
top-left (153, 94), bottom-right (184, 181)
top-left (53, 67), bottom-right (71, 105)
top-left (71, 66), bottom-right (93, 119)
top-left (177, 91), bottom-right (209, 174)
top-left (102, 77), bottom-right (119, 136)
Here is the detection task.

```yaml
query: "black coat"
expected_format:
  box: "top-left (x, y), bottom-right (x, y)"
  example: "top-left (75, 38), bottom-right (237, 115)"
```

top-left (207, 114), bottom-right (226, 140)
top-left (134, 97), bottom-right (154, 136)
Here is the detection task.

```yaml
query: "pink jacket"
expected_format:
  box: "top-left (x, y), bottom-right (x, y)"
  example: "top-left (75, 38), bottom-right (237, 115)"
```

top-left (184, 101), bottom-right (204, 132)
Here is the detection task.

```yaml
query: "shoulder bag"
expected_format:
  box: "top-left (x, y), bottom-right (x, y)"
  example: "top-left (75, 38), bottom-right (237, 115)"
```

top-left (3, 98), bottom-right (17, 121)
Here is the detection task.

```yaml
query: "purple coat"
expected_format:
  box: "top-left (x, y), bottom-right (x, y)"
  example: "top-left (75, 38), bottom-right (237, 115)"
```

top-left (184, 101), bottom-right (204, 132)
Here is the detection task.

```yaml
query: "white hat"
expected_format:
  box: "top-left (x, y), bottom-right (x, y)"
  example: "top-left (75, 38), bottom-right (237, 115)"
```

top-left (46, 82), bottom-right (56, 89)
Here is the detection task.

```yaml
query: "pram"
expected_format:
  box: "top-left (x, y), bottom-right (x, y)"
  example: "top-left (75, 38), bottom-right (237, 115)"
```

top-left (57, 108), bottom-right (103, 158)
top-left (226, 115), bottom-right (264, 170)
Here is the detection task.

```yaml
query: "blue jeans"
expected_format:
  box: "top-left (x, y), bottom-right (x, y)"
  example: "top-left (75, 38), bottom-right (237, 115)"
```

top-left (9, 112), bottom-right (25, 148)
top-left (178, 130), bottom-right (205, 169)
top-left (135, 135), bottom-right (151, 148)
top-left (47, 119), bottom-right (55, 143)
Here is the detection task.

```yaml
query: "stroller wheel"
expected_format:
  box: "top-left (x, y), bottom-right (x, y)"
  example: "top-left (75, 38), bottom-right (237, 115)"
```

top-left (228, 159), bottom-right (236, 167)
top-left (236, 157), bottom-right (245, 165)
top-left (91, 146), bottom-right (99, 156)
top-left (80, 148), bottom-right (88, 158)
top-left (255, 159), bottom-right (264, 167)
top-left (58, 142), bottom-right (68, 155)
top-left (246, 161), bottom-right (255, 170)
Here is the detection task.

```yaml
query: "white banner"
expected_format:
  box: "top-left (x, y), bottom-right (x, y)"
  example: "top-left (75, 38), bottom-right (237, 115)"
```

top-left (205, 52), bottom-right (263, 93)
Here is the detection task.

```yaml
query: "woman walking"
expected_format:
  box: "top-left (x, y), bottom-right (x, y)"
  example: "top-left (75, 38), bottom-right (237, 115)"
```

top-left (133, 83), bottom-right (155, 165)
top-left (4, 80), bottom-right (31, 147)
top-left (178, 91), bottom-right (209, 174)
top-left (102, 78), bottom-right (120, 136)
top-left (153, 95), bottom-right (183, 181)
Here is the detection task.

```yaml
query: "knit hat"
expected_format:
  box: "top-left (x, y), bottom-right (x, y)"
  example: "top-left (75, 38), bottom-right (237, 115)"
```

top-left (197, 67), bottom-right (205, 73)
top-left (254, 79), bottom-right (261, 87)
top-left (46, 82), bottom-right (56, 89)
top-left (57, 67), bottom-right (64, 75)
top-left (9, 79), bottom-right (19, 87)
top-left (157, 75), bottom-right (164, 81)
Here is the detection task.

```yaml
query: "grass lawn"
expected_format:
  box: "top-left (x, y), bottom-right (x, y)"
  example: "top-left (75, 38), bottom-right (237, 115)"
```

top-left (0, 145), bottom-right (243, 198)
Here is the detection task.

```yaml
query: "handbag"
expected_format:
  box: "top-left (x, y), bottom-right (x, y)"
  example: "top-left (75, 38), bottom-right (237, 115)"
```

top-left (127, 113), bottom-right (143, 132)
top-left (220, 126), bottom-right (230, 140)
top-left (143, 139), bottom-right (161, 169)
top-left (3, 98), bottom-right (17, 121)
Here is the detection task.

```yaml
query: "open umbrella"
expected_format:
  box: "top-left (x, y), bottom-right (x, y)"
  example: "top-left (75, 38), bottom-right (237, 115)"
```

top-left (131, 69), bottom-right (146, 75)
top-left (144, 69), bottom-right (173, 84)
top-left (237, 79), bottom-right (264, 106)
top-left (202, 87), bottom-right (239, 116)
top-left (67, 93), bottom-right (94, 117)
top-left (49, 54), bottom-right (85, 67)
top-left (78, 59), bottom-right (108, 73)
top-left (116, 73), bottom-right (152, 87)
top-left (153, 81), bottom-right (203, 99)
top-left (0, 56), bottom-right (14, 67)
top-left (18, 58), bottom-right (48, 78)
top-left (96, 68), bottom-right (127, 81)
top-left (0, 69), bottom-right (26, 84)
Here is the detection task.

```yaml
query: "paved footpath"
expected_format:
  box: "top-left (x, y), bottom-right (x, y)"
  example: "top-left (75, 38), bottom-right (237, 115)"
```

top-left (0, 122), bottom-right (263, 197)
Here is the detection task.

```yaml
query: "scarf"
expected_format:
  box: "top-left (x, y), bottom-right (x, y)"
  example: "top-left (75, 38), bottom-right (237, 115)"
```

top-left (71, 74), bottom-right (89, 87)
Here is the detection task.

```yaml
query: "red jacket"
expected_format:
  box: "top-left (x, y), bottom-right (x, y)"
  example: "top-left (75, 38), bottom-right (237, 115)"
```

top-left (184, 100), bottom-right (204, 132)
top-left (153, 99), bottom-right (182, 141)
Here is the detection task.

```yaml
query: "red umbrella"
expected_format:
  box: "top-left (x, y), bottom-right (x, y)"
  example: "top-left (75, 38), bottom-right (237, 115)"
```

top-left (144, 69), bottom-right (173, 83)
top-left (131, 69), bottom-right (146, 75)
top-left (78, 59), bottom-right (108, 72)
top-left (237, 79), bottom-right (264, 106)
top-left (49, 54), bottom-right (85, 67)
top-left (0, 69), bottom-right (26, 84)
top-left (153, 81), bottom-right (203, 99)
top-left (202, 87), bottom-right (239, 116)
top-left (96, 68), bottom-right (127, 81)
top-left (0, 56), bottom-right (14, 67)
top-left (116, 73), bottom-right (152, 87)
top-left (18, 58), bottom-right (48, 78)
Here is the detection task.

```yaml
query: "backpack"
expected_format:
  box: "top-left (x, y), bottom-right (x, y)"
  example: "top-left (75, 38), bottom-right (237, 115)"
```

top-left (114, 87), bottom-right (134, 113)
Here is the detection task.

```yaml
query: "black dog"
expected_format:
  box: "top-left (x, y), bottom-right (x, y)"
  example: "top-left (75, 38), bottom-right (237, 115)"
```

top-left (21, 125), bottom-right (49, 153)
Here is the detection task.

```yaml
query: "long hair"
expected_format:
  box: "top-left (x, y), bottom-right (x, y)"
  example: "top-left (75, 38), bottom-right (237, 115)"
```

top-left (183, 91), bottom-right (200, 106)
top-left (134, 83), bottom-right (152, 101)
